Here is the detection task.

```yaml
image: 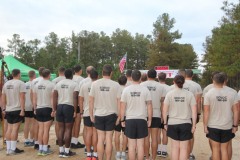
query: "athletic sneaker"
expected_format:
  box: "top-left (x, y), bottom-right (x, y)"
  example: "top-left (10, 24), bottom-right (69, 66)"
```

top-left (92, 156), bottom-right (98, 160)
top-left (209, 156), bottom-right (212, 160)
top-left (59, 152), bottom-right (64, 158)
top-left (157, 151), bottom-right (161, 157)
top-left (121, 154), bottom-right (127, 160)
top-left (86, 156), bottom-right (92, 160)
top-left (34, 144), bottom-right (39, 150)
top-left (115, 154), bottom-right (121, 160)
top-left (77, 142), bottom-right (85, 148)
top-left (161, 151), bottom-right (168, 158)
top-left (37, 150), bottom-right (43, 156)
top-left (24, 141), bottom-right (34, 147)
top-left (125, 147), bottom-right (128, 153)
top-left (12, 148), bottom-right (24, 155)
top-left (62, 150), bottom-right (76, 158)
top-left (189, 154), bottom-right (196, 160)
top-left (42, 149), bottom-right (53, 156)
top-left (84, 148), bottom-right (87, 154)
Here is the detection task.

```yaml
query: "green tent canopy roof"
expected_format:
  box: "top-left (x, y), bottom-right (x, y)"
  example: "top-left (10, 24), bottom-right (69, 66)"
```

top-left (0, 55), bottom-right (56, 82)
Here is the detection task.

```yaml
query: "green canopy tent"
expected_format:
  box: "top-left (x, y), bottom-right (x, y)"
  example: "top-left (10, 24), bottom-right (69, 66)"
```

top-left (0, 55), bottom-right (56, 82)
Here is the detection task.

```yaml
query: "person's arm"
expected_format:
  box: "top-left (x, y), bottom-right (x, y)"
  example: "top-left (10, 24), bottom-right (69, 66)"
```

top-left (116, 98), bottom-right (121, 125)
top-left (203, 105), bottom-right (210, 134)
top-left (89, 96), bottom-right (94, 122)
top-left (2, 93), bottom-right (6, 113)
top-left (120, 101), bottom-right (126, 127)
top-left (73, 91), bottom-right (78, 118)
top-left (53, 90), bottom-right (58, 113)
top-left (162, 102), bottom-right (169, 130)
top-left (79, 96), bottom-right (84, 115)
top-left (232, 103), bottom-right (239, 133)
top-left (147, 100), bottom-right (153, 127)
top-left (160, 97), bottom-right (165, 122)
top-left (19, 92), bottom-right (25, 116)
top-left (191, 104), bottom-right (197, 133)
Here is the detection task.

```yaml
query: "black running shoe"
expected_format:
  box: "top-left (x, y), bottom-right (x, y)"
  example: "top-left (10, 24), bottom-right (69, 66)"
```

top-left (77, 142), bottom-right (85, 148)
top-left (59, 152), bottom-right (64, 158)
top-left (34, 144), bottom-right (39, 150)
top-left (12, 148), bottom-right (24, 155)
top-left (62, 150), bottom-right (76, 158)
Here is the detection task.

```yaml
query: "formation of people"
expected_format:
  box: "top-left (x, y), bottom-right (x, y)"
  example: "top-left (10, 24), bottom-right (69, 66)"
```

top-left (0, 64), bottom-right (239, 160)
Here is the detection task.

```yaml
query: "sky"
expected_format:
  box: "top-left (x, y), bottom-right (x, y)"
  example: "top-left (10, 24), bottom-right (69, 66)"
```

top-left (0, 0), bottom-right (238, 68)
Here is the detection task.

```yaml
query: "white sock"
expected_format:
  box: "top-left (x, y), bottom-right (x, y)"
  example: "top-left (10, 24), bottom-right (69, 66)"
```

top-left (25, 139), bottom-right (29, 143)
top-left (116, 151), bottom-right (121, 156)
top-left (87, 152), bottom-right (92, 157)
top-left (162, 145), bottom-right (167, 152)
top-left (65, 148), bottom-right (70, 154)
top-left (121, 152), bottom-right (126, 156)
top-left (59, 146), bottom-right (64, 153)
top-left (35, 141), bottom-right (39, 145)
top-left (6, 140), bottom-right (11, 150)
top-left (157, 144), bottom-right (161, 151)
top-left (93, 152), bottom-right (98, 157)
top-left (39, 144), bottom-right (43, 151)
top-left (71, 137), bottom-right (75, 144)
top-left (91, 146), bottom-right (94, 150)
top-left (10, 141), bottom-right (17, 151)
top-left (43, 145), bottom-right (48, 152)
top-left (190, 152), bottom-right (193, 156)
top-left (74, 137), bottom-right (78, 144)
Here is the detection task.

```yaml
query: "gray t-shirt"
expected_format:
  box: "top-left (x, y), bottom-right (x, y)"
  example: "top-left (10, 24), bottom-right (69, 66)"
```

top-left (79, 81), bottom-right (92, 117)
top-left (52, 76), bottom-right (65, 85)
top-left (25, 81), bottom-right (33, 111)
top-left (3, 79), bottom-right (26, 111)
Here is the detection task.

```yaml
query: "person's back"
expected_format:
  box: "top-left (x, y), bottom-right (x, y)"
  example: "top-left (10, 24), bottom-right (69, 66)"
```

top-left (56, 79), bottom-right (79, 106)
top-left (90, 78), bottom-right (120, 116)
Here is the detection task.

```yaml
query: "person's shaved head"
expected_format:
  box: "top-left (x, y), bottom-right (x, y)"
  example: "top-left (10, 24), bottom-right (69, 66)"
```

top-left (86, 66), bottom-right (95, 75)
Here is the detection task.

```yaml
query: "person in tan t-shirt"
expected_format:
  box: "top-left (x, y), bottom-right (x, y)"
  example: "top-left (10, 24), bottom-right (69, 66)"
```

top-left (141, 69), bottom-right (166, 160)
top-left (33, 69), bottom-right (54, 156)
top-left (2, 69), bottom-right (26, 155)
top-left (79, 70), bottom-right (98, 160)
top-left (157, 72), bottom-right (170, 158)
top-left (162, 75), bottom-right (197, 160)
top-left (204, 73), bottom-right (239, 160)
top-left (89, 64), bottom-right (120, 160)
top-left (120, 70), bottom-right (153, 160)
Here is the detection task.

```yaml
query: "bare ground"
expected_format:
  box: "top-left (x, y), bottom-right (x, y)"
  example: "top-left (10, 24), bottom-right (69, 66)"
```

top-left (0, 121), bottom-right (239, 160)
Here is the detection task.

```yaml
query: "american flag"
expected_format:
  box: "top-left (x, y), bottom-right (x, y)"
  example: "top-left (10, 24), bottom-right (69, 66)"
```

top-left (119, 53), bottom-right (127, 73)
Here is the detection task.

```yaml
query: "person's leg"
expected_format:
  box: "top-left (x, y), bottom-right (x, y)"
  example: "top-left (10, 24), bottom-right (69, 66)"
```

top-left (179, 140), bottom-right (189, 160)
top-left (105, 131), bottom-right (114, 160)
top-left (151, 128), bottom-right (159, 160)
top-left (221, 141), bottom-right (230, 160)
top-left (24, 117), bottom-right (30, 142)
top-left (58, 122), bottom-right (65, 149)
top-left (171, 139), bottom-right (180, 160)
top-left (29, 118), bottom-right (34, 142)
top-left (85, 126), bottom-right (93, 157)
top-left (42, 120), bottom-right (52, 152)
top-left (128, 138), bottom-right (136, 160)
top-left (6, 123), bottom-right (13, 152)
top-left (64, 122), bottom-right (74, 152)
top-left (189, 136), bottom-right (194, 157)
top-left (92, 127), bottom-right (98, 158)
top-left (137, 138), bottom-right (145, 160)
top-left (97, 130), bottom-right (106, 160)
top-left (72, 113), bottom-right (81, 145)
top-left (122, 134), bottom-right (128, 157)
top-left (228, 140), bottom-right (232, 160)
top-left (10, 122), bottom-right (22, 151)
top-left (38, 122), bottom-right (44, 152)
top-left (4, 119), bottom-right (8, 140)
top-left (55, 121), bottom-right (59, 144)
top-left (115, 131), bottom-right (121, 158)
top-left (162, 128), bottom-right (168, 155)
top-left (33, 119), bottom-right (39, 147)
top-left (210, 139), bottom-right (221, 160)
top-left (144, 128), bottom-right (150, 159)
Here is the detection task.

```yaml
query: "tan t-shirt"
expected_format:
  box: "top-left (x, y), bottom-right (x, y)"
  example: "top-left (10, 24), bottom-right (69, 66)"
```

top-left (52, 76), bottom-right (65, 84)
top-left (33, 79), bottom-right (55, 109)
top-left (89, 78), bottom-right (121, 116)
top-left (121, 84), bottom-right (152, 120)
top-left (185, 80), bottom-right (202, 95)
top-left (79, 81), bottom-right (92, 117)
top-left (2, 79), bottom-right (26, 111)
top-left (126, 80), bottom-right (133, 86)
top-left (32, 77), bottom-right (43, 87)
top-left (79, 77), bottom-right (91, 90)
top-left (202, 84), bottom-right (214, 98)
top-left (162, 83), bottom-right (171, 93)
top-left (183, 80), bottom-right (198, 96)
top-left (164, 88), bottom-right (196, 125)
top-left (204, 87), bottom-right (238, 130)
top-left (73, 75), bottom-right (84, 85)
top-left (54, 79), bottom-right (79, 106)
top-left (25, 81), bottom-right (33, 111)
top-left (141, 80), bottom-right (166, 118)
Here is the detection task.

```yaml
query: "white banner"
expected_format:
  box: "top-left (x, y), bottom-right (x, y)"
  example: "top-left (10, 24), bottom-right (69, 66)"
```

top-left (140, 70), bottom-right (178, 78)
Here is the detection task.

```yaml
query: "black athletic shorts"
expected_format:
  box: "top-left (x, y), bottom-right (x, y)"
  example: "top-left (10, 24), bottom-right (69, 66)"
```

top-left (167, 123), bottom-right (193, 141)
top-left (36, 108), bottom-right (53, 122)
top-left (25, 111), bottom-right (34, 118)
top-left (5, 110), bottom-right (23, 124)
top-left (125, 119), bottom-right (148, 139)
top-left (95, 114), bottom-right (117, 131)
top-left (115, 122), bottom-right (125, 132)
top-left (206, 127), bottom-right (235, 143)
top-left (150, 117), bottom-right (161, 128)
top-left (84, 116), bottom-right (94, 127)
top-left (56, 104), bottom-right (74, 123)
